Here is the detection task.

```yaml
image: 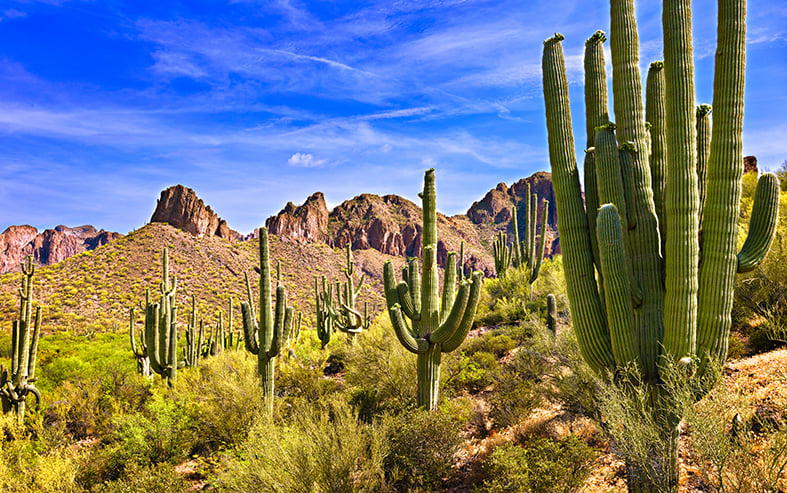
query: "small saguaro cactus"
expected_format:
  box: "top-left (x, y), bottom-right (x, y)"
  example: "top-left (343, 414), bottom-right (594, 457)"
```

top-left (315, 275), bottom-right (333, 349)
top-left (330, 244), bottom-right (370, 343)
top-left (129, 306), bottom-right (152, 376)
top-left (546, 294), bottom-right (557, 337)
top-left (241, 227), bottom-right (293, 412)
top-left (143, 248), bottom-right (178, 387)
top-left (183, 295), bottom-right (203, 368)
top-left (542, 0), bottom-right (779, 488)
top-left (383, 169), bottom-right (483, 410)
top-left (1, 256), bottom-right (42, 423)
top-left (511, 182), bottom-right (549, 295)
top-left (492, 230), bottom-right (513, 277)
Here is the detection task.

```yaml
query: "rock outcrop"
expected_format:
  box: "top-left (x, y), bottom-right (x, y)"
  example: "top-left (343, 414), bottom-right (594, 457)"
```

top-left (467, 171), bottom-right (560, 256)
top-left (744, 155), bottom-right (758, 174)
top-left (150, 185), bottom-right (239, 240)
top-left (265, 192), bottom-right (331, 242)
top-left (0, 224), bottom-right (122, 274)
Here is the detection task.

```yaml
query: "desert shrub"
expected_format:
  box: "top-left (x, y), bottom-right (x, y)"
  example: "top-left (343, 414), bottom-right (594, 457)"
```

top-left (344, 318), bottom-right (417, 414)
top-left (477, 435), bottom-right (597, 493)
top-left (686, 381), bottom-right (787, 492)
top-left (486, 349), bottom-right (548, 429)
top-left (462, 333), bottom-right (517, 358)
top-left (383, 407), bottom-right (465, 491)
top-left (90, 463), bottom-right (190, 493)
top-left (218, 396), bottom-right (389, 493)
top-left (444, 351), bottom-right (500, 394)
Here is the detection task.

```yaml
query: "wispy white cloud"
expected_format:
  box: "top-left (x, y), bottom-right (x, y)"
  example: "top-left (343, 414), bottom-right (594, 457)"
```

top-left (287, 152), bottom-right (328, 167)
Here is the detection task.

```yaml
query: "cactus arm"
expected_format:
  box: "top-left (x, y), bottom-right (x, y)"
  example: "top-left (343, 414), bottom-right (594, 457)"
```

top-left (512, 204), bottom-right (521, 269)
top-left (584, 150), bottom-right (602, 273)
top-left (528, 190), bottom-right (537, 274)
top-left (695, 0), bottom-right (747, 366)
top-left (597, 205), bottom-right (638, 368)
top-left (167, 307), bottom-right (177, 386)
top-left (240, 302), bottom-right (260, 354)
top-left (407, 258), bottom-right (421, 315)
top-left (646, 61), bottom-right (667, 260)
top-left (736, 173), bottom-right (780, 273)
top-left (441, 272), bottom-right (483, 353)
top-left (389, 305), bottom-right (423, 354)
top-left (130, 308), bottom-right (141, 358)
top-left (530, 199), bottom-right (549, 284)
top-left (396, 281), bottom-right (420, 321)
top-left (27, 306), bottom-right (41, 380)
top-left (440, 252), bottom-right (457, 324)
top-left (10, 320), bottom-right (18, 380)
top-left (542, 33), bottom-right (614, 374)
top-left (267, 289), bottom-right (289, 358)
top-left (697, 104), bottom-right (713, 235)
top-left (431, 279), bottom-right (471, 344)
top-left (661, 0), bottom-right (701, 362)
top-left (458, 241), bottom-right (465, 282)
top-left (244, 271), bottom-right (256, 323)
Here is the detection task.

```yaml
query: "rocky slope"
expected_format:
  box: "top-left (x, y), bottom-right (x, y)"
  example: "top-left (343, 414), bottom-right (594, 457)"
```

top-left (0, 224), bottom-right (122, 274)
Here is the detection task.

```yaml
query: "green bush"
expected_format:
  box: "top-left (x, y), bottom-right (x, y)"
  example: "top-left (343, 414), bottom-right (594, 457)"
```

top-left (445, 351), bottom-right (500, 394)
top-left (478, 436), bottom-right (597, 493)
top-left (383, 408), bottom-right (465, 491)
top-left (90, 463), bottom-right (191, 493)
top-left (218, 396), bottom-right (389, 492)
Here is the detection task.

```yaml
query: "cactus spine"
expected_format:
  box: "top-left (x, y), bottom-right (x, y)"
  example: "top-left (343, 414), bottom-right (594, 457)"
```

top-left (144, 248), bottom-right (178, 387)
top-left (331, 245), bottom-right (369, 343)
top-left (383, 169), bottom-right (483, 410)
top-left (1, 256), bottom-right (42, 423)
top-left (542, 0), bottom-right (779, 488)
top-left (241, 227), bottom-right (293, 412)
top-left (511, 182), bottom-right (549, 294)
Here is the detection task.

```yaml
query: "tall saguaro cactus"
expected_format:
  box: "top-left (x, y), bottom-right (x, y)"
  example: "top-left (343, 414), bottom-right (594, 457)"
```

top-left (241, 227), bottom-right (293, 412)
top-left (383, 169), bottom-right (483, 410)
top-left (1, 256), bottom-right (42, 423)
top-left (130, 306), bottom-right (152, 376)
top-left (183, 295), bottom-right (203, 368)
top-left (315, 275), bottom-right (333, 349)
top-left (542, 0), bottom-right (779, 489)
top-left (144, 248), bottom-right (179, 387)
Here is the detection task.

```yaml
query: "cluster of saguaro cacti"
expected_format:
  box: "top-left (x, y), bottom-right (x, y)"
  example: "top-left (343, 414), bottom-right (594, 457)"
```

top-left (492, 230), bottom-right (513, 277)
top-left (241, 227), bottom-right (293, 412)
top-left (542, 0), bottom-right (779, 489)
top-left (1, 256), bottom-right (42, 423)
top-left (142, 248), bottom-right (179, 387)
top-left (383, 169), bottom-right (483, 410)
top-left (314, 275), bottom-right (333, 349)
top-left (511, 183), bottom-right (549, 294)
top-left (204, 298), bottom-right (237, 356)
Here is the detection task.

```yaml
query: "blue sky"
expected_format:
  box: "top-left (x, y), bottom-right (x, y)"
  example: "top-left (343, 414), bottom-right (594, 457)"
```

top-left (1, 0), bottom-right (785, 234)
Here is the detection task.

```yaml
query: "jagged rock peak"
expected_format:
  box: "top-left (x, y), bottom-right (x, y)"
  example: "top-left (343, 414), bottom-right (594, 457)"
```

top-left (265, 192), bottom-right (330, 242)
top-left (0, 224), bottom-right (122, 274)
top-left (744, 155), bottom-right (758, 174)
top-left (150, 185), bottom-right (239, 240)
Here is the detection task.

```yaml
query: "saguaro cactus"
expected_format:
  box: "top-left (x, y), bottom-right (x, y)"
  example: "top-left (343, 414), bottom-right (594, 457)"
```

top-left (1, 256), bottom-right (42, 423)
top-left (143, 248), bottom-right (179, 387)
top-left (330, 245), bottom-right (370, 343)
top-left (546, 294), bottom-right (557, 337)
top-left (383, 169), bottom-right (483, 410)
top-left (542, 0), bottom-right (779, 489)
top-left (315, 275), bottom-right (333, 349)
top-left (130, 306), bottom-right (152, 376)
top-left (511, 182), bottom-right (549, 294)
top-left (241, 227), bottom-right (293, 412)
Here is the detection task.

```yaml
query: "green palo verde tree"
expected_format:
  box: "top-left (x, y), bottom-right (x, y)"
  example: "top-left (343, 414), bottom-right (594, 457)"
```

top-left (143, 248), bottom-right (179, 387)
top-left (1, 256), bottom-right (42, 423)
top-left (383, 169), bottom-right (483, 410)
top-left (241, 227), bottom-right (293, 413)
top-left (542, 0), bottom-right (780, 490)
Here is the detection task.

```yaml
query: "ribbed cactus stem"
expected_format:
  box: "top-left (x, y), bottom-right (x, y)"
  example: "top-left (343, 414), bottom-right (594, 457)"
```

top-left (383, 169), bottom-right (483, 410)
top-left (331, 244), bottom-right (368, 342)
top-left (696, 104), bottom-right (712, 236)
top-left (493, 230), bottom-right (512, 277)
top-left (646, 61), bottom-right (667, 258)
top-left (143, 248), bottom-right (178, 387)
top-left (241, 227), bottom-right (293, 413)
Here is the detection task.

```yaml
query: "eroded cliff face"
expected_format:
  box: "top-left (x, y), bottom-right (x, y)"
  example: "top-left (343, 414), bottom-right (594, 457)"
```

top-left (0, 224), bottom-right (122, 274)
top-left (265, 192), bottom-right (331, 243)
top-left (150, 185), bottom-right (240, 241)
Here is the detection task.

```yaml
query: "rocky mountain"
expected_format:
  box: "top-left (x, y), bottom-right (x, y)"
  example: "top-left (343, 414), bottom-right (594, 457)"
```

top-left (150, 185), bottom-right (241, 241)
top-left (0, 224), bottom-right (122, 274)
